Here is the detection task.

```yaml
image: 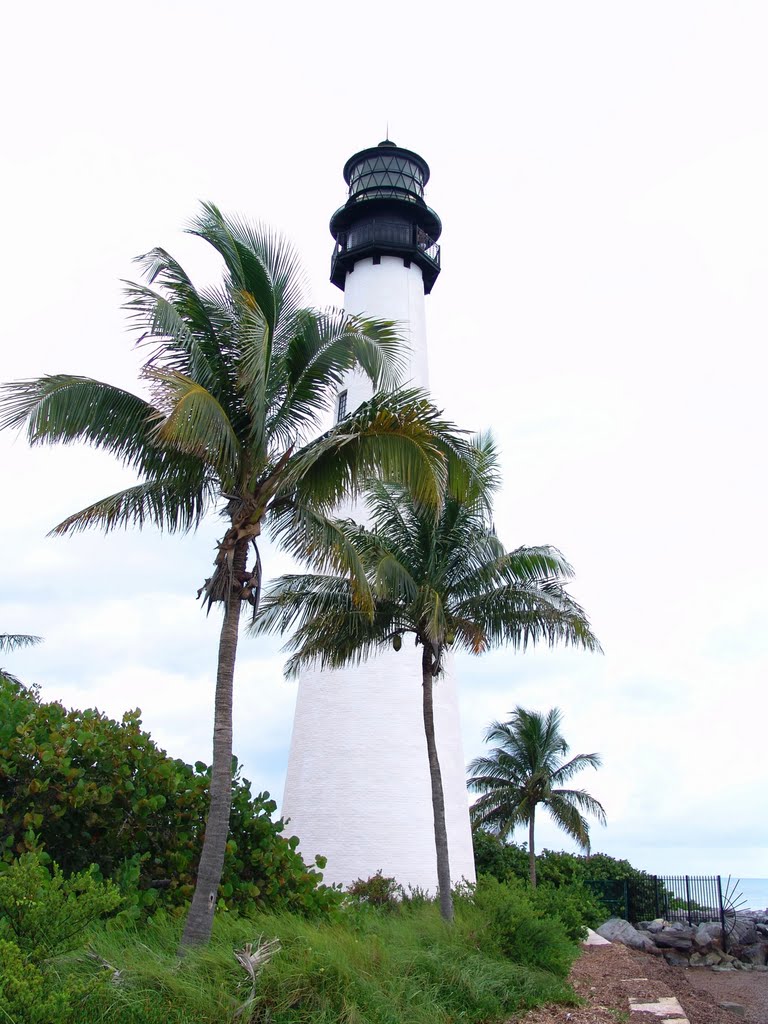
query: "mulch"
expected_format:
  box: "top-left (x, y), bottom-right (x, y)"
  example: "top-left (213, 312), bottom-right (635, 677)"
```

top-left (515, 942), bottom-right (768, 1024)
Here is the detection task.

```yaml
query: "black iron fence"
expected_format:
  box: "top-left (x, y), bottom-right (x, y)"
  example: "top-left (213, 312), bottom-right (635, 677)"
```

top-left (586, 874), bottom-right (736, 949)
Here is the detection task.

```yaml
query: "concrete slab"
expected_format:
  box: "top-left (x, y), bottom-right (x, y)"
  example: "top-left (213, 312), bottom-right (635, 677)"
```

top-left (583, 928), bottom-right (612, 945)
top-left (629, 995), bottom-right (688, 1019)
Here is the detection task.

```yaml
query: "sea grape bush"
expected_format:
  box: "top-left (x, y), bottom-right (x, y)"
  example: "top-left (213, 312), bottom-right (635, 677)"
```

top-left (0, 675), bottom-right (337, 917)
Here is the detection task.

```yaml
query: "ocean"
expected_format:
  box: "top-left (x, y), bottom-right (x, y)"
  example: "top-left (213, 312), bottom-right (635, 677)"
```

top-left (730, 878), bottom-right (768, 912)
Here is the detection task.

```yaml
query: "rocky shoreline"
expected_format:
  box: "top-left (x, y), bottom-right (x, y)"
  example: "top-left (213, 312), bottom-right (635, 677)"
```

top-left (597, 910), bottom-right (768, 971)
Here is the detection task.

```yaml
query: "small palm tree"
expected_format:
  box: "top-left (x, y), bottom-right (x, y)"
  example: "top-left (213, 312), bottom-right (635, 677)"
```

top-left (256, 434), bottom-right (600, 922)
top-left (467, 706), bottom-right (606, 886)
top-left (0, 204), bottom-right (470, 947)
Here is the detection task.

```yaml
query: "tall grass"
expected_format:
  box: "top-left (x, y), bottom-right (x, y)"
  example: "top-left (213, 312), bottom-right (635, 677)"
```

top-left (60, 898), bottom-right (578, 1024)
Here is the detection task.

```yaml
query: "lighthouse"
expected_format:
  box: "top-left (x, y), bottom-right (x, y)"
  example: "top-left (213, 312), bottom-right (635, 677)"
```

top-left (281, 140), bottom-right (476, 892)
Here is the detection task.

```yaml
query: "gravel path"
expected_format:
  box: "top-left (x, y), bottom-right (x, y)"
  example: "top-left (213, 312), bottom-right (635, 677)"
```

top-left (517, 942), bottom-right (768, 1024)
top-left (684, 967), bottom-right (768, 1023)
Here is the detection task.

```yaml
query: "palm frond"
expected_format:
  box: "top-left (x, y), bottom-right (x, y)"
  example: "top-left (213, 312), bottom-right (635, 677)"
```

top-left (50, 474), bottom-right (215, 535)
top-left (122, 282), bottom-right (222, 393)
top-left (551, 752), bottom-right (603, 785)
top-left (268, 311), bottom-right (407, 445)
top-left (144, 369), bottom-right (241, 487)
top-left (254, 573), bottom-right (399, 677)
top-left (0, 376), bottom-right (158, 467)
top-left (0, 634), bottom-right (43, 654)
top-left (454, 583), bottom-right (600, 652)
top-left (550, 787), bottom-right (607, 827)
top-left (544, 793), bottom-right (594, 851)
top-left (266, 505), bottom-right (373, 613)
top-left (232, 289), bottom-right (271, 453)
top-left (281, 388), bottom-right (468, 510)
top-left (188, 203), bottom-right (308, 344)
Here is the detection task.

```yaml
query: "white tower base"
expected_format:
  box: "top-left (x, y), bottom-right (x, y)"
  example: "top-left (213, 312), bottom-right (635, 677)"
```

top-left (282, 143), bottom-right (475, 893)
top-left (282, 650), bottom-right (475, 891)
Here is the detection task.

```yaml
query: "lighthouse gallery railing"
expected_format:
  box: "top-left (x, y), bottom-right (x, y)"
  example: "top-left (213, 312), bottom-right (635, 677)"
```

top-left (332, 219), bottom-right (441, 270)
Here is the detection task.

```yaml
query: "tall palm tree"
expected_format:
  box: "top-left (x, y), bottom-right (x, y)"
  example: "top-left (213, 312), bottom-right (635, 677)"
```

top-left (0, 203), bottom-right (470, 947)
top-left (255, 434), bottom-right (600, 922)
top-left (467, 706), bottom-right (606, 886)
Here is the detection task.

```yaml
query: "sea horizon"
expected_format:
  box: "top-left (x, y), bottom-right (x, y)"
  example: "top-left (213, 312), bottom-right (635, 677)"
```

top-left (726, 877), bottom-right (768, 912)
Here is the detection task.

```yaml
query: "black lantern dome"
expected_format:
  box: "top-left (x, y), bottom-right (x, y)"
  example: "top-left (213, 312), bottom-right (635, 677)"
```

top-left (330, 139), bottom-right (442, 293)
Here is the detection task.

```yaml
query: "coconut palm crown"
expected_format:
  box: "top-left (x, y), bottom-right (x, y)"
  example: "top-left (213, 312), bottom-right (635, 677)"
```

top-left (0, 203), bottom-right (472, 946)
top-left (468, 706), bottom-right (606, 886)
top-left (255, 433), bottom-right (601, 921)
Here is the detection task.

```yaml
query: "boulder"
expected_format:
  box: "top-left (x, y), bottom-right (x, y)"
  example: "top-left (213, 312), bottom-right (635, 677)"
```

top-left (694, 921), bottom-right (723, 950)
top-left (639, 918), bottom-right (666, 933)
top-left (663, 949), bottom-right (690, 966)
top-left (740, 942), bottom-right (768, 966)
top-left (654, 926), bottom-right (695, 950)
top-left (597, 918), bottom-right (657, 952)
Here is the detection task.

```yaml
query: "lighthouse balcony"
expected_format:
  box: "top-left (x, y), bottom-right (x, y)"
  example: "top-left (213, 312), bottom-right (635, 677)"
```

top-left (331, 218), bottom-right (441, 293)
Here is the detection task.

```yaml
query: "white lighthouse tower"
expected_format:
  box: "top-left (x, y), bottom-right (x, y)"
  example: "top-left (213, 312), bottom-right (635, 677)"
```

top-left (281, 140), bottom-right (476, 892)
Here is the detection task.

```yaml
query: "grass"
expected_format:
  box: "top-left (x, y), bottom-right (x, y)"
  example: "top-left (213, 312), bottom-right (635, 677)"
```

top-left (54, 899), bottom-right (579, 1024)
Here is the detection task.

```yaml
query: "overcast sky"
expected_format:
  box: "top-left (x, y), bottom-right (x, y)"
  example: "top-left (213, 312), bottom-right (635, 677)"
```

top-left (2, 1), bottom-right (766, 881)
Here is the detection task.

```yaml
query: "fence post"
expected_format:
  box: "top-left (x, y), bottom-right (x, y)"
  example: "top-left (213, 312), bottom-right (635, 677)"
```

top-left (685, 876), bottom-right (692, 925)
top-left (717, 875), bottom-right (728, 954)
top-left (654, 876), bottom-right (660, 919)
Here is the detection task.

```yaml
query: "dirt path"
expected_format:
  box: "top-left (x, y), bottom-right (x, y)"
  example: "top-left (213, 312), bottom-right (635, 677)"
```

top-left (517, 942), bottom-right (768, 1024)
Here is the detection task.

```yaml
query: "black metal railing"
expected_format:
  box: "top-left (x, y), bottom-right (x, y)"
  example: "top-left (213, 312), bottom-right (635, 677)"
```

top-left (334, 219), bottom-right (441, 270)
top-left (586, 874), bottom-right (742, 952)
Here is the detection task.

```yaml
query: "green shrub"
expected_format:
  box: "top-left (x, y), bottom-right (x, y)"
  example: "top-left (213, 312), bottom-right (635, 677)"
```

top-left (0, 676), bottom-right (337, 918)
top-left (529, 881), bottom-right (603, 941)
top-left (472, 829), bottom-right (530, 881)
top-left (0, 939), bottom-right (78, 1024)
top-left (469, 876), bottom-right (578, 978)
top-left (0, 850), bottom-right (122, 962)
top-left (346, 869), bottom-right (403, 908)
top-left (472, 829), bottom-right (655, 891)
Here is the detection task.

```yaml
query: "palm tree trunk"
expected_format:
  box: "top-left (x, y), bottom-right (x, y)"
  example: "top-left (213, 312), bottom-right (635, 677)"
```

top-left (528, 809), bottom-right (537, 887)
top-left (180, 538), bottom-right (249, 949)
top-left (421, 645), bottom-right (454, 923)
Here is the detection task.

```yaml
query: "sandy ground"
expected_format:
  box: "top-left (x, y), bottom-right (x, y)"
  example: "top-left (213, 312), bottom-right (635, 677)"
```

top-left (516, 942), bottom-right (768, 1024)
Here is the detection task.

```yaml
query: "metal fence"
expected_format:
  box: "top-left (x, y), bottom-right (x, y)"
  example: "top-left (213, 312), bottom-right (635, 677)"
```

top-left (586, 874), bottom-right (736, 950)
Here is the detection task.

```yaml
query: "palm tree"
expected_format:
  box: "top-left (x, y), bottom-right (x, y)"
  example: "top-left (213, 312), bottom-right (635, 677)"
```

top-left (255, 434), bottom-right (600, 922)
top-left (0, 203), bottom-right (470, 947)
top-left (467, 706), bottom-right (606, 886)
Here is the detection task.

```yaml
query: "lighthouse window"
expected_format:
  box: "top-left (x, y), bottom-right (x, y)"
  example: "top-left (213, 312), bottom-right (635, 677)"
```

top-left (336, 390), bottom-right (348, 423)
top-left (349, 155), bottom-right (425, 198)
